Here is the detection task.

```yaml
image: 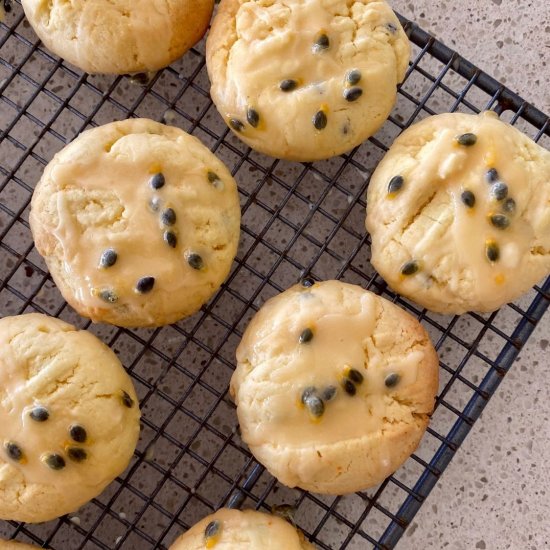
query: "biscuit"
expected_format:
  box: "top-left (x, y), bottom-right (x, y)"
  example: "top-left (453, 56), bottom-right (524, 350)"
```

top-left (206, 0), bottom-right (410, 161)
top-left (0, 542), bottom-right (38, 550)
top-left (169, 508), bottom-right (314, 549)
top-left (0, 314), bottom-right (140, 523)
top-left (366, 111), bottom-right (550, 314)
top-left (231, 280), bottom-right (439, 495)
top-left (30, 119), bottom-right (241, 328)
top-left (21, 0), bottom-right (214, 74)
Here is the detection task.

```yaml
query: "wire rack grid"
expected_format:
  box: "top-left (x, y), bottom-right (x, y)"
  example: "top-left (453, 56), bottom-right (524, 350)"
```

top-left (1, 3), bottom-right (549, 549)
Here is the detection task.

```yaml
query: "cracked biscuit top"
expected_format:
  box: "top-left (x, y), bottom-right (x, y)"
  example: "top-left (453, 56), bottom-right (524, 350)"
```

top-left (21, 0), bottom-right (214, 74)
top-left (231, 280), bottom-right (438, 495)
top-left (206, 0), bottom-right (410, 161)
top-left (30, 119), bottom-right (241, 328)
top-left (0, 314), bottom-right (140, 523)
top-left (366, 111), bottom-right (550, 315)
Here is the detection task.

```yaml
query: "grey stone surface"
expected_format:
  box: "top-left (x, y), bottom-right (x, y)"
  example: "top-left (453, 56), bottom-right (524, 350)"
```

top-left (393, 1), bottom-right (550, 548)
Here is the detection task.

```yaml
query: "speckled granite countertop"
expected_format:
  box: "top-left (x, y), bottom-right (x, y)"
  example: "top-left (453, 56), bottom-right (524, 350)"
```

top-left (393, 1), bottom-right (550, 548)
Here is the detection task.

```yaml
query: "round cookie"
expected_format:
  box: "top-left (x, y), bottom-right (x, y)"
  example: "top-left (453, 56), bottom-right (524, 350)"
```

top-left (365, 111), bottom-right (550, 314)
top-left (206, 0), bottom-right (410, 161)
top-left (30, 119), bottom-right (241, 328)
top-left (0, 542), bottom-right (38, 550)
top-left (21, 0), bottom-right (214, 75)
top-left (231, 280), bottom-right (439, 495)
top-left (0, 313), bottom-right (141, 523)
top-left (170, 508), bottom-right (314, 549)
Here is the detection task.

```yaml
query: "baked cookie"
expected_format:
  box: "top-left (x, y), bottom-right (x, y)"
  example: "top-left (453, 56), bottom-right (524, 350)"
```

top-left (21, 0), bottom-right (214, 74)
top-left (0, 313), bottom-right (140, 523)
top-left (170, 508), bottom-right (314, 549)
top-left (366, 111), bottom-right (550, 314)
top-left (206, 0), bottom-right (410, 161)
top-left (30, 119), bottom-right (241, 328)
top-left (231, 280), bottom-right (438, 495)
top-left (0, 542), bottom-right (38, 550)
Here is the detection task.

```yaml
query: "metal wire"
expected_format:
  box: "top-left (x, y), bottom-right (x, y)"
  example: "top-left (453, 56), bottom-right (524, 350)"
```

top-left (1, 3), bottom-right (549, 549)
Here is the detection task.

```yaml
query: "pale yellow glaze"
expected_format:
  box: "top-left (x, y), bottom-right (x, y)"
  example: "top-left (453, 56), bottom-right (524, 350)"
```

top-left (21, 0), bottom-right (214, 74)
top-left (30, 119), bottom-right (241, 327)
top-left (235, 285), bottom-right (419, 445)
top-left (170, 509), bottom-right (314, 549)
top-left (231, 281), bottom-right (439, 494)
top-left (366, 111), bottom-right (550, 314)
top-left (0, 314), bottom-right (140, 523)
top-left (207, 0), bottom-right (410, 161)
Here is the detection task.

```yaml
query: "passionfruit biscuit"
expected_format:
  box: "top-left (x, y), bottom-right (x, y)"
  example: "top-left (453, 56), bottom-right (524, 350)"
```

top-left (206, 0), bottom-right (410, 161)
top-left (30, 119), bottom-right (241, 328)
top-left (0, 314), bottom-right (140, 523)
top-left (169, 508), bottom-right (314, 549)
top-left (0, 542), bottom-right (39, 550)
top-left (231, 280), bottom-right (439, 495)
top-left (366, 111), bottom-right (550, 314)
top-left (21, 0), bottom-right (214, 74)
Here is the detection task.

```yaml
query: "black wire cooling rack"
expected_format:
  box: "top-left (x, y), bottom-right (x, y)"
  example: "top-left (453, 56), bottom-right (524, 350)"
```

top-left (1, 2), bottom-right (549, 549)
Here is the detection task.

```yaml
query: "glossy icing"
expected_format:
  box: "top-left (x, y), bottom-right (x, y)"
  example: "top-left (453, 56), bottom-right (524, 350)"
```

top-left (31, 120), bottom-right (240, 326)
top-left (234, 281), bottom-right (423, 448)
top-left (366, 111), bottom-right (550, 313)
top-left (207, 0), bottom-right (410, 160)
